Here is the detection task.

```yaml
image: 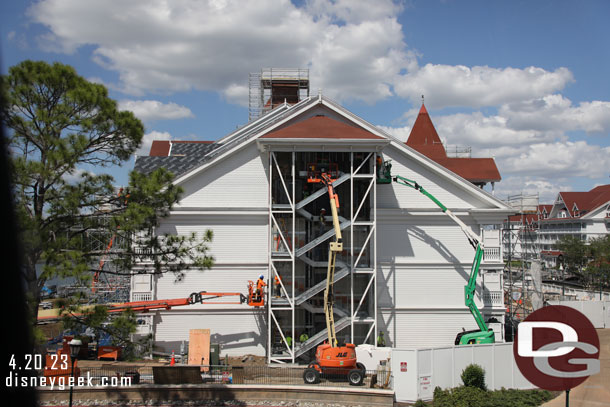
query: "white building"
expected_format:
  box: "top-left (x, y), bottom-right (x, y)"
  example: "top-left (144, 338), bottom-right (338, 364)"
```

top-left (502, 188), bottom-right (610, 267)
top-left (132, 90), bottom-right (512, 363)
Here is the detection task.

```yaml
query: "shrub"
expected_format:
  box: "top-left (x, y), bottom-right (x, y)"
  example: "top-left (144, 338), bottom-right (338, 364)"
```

top-left (461, 363), bottom-right (487, 390)
top-left (433, 385), bottom-right (553, 407)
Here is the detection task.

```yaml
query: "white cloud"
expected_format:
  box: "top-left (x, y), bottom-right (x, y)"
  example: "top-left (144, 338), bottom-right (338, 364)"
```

top-left (494, 176), bottom-right (571, 204)
top-left (118, 100), bottom-right (194, 122)
top-left (62, 168), bottom-right (91, 184)
top-left (500, 95), bottom-right (610, 134)
top-left (27, 0), bottom-right (412, 103)
top-left (501, 141), bottom-right (610, 179)
top-left (394, 64), bottom-right (573, 109)
top-left (305, 0), bottom-right (402, 24)
top-left (137, 130), bottom-right (171, 156)
top-left (376, 124), bottom-right (412, 142)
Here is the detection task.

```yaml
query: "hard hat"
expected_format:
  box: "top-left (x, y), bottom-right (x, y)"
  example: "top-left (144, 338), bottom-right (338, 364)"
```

top-left (259, 274), bottom-right (264, 279)
top-left (321, 208), bottom-right (326, 212)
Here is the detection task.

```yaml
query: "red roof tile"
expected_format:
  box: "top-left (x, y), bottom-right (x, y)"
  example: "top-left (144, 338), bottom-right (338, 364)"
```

top-left (405, 103), bottom-right (501, 183)
top-left (263, 115), bottom-right (383, 140)
top-left (148, 140), bottom-right (213, 156)
top-left (406, 104), bottom-right (446, 159)
top-left (149, 140), bottom-right (170, 156)
top-left (558, 185), bottom-right (610, 217)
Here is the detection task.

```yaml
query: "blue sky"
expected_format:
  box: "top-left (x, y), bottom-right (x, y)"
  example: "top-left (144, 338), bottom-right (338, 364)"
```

top-left (2, 0), bottom-right (609, 203)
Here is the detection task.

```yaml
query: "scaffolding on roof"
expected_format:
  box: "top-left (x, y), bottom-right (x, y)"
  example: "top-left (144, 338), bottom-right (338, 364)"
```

top-left (249, 68), bottom-right (309, 122)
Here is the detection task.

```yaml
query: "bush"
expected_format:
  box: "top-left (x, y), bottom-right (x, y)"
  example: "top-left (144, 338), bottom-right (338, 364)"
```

top-left (433, 385), bottom-right (553, 407)
top-left (461, 363), bottom-right (487, 390)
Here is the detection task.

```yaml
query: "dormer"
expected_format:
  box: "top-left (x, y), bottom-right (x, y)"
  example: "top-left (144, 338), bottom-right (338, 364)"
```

top-left (572, 203), bottom-right (579, 217)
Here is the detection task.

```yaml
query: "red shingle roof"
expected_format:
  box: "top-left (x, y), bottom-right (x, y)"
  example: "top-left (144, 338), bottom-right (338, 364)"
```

top-left (558, 185), bottom-right (610, 217)
top-left (405, 104), bottom-right (501, 183)
top-left (262, 115), bottom-right (383, 140)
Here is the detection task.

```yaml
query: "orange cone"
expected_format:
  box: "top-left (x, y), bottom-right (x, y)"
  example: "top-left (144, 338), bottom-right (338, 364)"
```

top-left (170, 350), bottom-right (176, 366)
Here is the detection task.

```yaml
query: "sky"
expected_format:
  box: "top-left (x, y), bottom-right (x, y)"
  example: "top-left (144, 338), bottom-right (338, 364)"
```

top-left (2, 0), bottom-right (610, 203)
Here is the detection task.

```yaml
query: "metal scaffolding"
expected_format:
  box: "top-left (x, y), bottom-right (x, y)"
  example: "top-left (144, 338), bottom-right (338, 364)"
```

top-left (266, 151), bottom-right (377, 363)
top-left (249, 68), bottom-right (309, 122)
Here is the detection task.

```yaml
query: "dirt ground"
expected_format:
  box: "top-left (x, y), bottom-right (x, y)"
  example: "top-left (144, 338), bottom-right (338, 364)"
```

top-left (542, 328), bottom-right (610, 407)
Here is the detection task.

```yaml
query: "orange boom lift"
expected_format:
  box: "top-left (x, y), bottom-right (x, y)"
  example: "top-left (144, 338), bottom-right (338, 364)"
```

top-left (303, 173), bottom-right (365, 386)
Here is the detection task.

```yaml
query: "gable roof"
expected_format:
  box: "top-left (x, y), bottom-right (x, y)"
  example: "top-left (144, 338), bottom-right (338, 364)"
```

top-left (262, 115), bottom-right (383, 140)
top-left (406, 104), bottom-right (501, 183)
top-left (550, 185), bottom-right (610, 218)
top-left (132, 94), bottom-right (511, 211)
top-left (135, 141), bottom-right (219, 175)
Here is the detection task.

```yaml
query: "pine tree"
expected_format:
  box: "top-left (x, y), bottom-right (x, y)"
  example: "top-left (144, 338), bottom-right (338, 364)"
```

top-left (2, 60), bottom-right (213, 345)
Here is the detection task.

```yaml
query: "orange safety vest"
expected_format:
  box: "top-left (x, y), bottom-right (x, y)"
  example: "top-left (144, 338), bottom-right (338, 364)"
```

top-left (257, 278), bottom-right (267, 290)
top-left (274, 276), bottom-right (281, 286)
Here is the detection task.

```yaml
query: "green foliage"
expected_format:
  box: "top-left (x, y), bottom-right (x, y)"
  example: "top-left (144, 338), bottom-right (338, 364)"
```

top-left (2, 60), bottom-right (215, 342)
top-left (461, 363), bottom-right (487, 390)
top-left (586, 235), bottom-right (610, 290)
top-left (555, 235), bottom-right (587, 273)
top-left (434, 385), bottom-right (553, 407)
top-left (556, 234), bottom-right (610, 290)
top-left (413, 399), bottom-right (428, 407)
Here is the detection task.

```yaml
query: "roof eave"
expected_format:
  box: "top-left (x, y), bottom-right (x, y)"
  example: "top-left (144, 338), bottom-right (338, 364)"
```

top-left (256, 138), bottom-right (390, 152)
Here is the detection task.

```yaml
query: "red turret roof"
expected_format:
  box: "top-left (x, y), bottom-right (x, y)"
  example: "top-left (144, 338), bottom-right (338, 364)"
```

top-left (406, 104), bottom-right (447, 159)
top-left (405, 103), bottom-right (501, 183)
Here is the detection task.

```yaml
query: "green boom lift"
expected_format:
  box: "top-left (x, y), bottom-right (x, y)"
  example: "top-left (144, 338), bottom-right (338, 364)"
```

top-left (391, 174), bottom-right (495, 345)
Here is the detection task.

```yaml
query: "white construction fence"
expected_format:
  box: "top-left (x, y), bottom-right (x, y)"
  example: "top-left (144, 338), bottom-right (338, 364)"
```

top-left (547, 300), bottom-right (610, 328)
top-left (391, 343), bottom-right (535, 403)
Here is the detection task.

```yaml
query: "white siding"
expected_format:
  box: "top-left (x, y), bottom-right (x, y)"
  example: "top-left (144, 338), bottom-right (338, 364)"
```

top-left (177, 143), bottom-right (268, 209)
top-left (378, 216), bottom-right (478, 264)
top-left (378, 145), bottom-right (493, 210)
top-left (378, 264), bottom-right (483, 310)
top-left (380, 310), bottom-right (477, 348)
top-left (156, 215), bottom-right (268, 265)
top-left (154, 310), bottom-right (266, 356)
top-left (155, 266), bottom-right (266, 310)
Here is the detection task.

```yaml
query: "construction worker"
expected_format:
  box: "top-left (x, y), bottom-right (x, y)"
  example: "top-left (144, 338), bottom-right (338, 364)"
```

top-left (285, 334), bottom-right (292, 348)
top-left (377, 331), bottom-right (386, 347)
top-left (319, 208), bottom-right (327, 229)
top-left (299, 332), bottom-right (309, 343)
top-left (256, 275), bottom-right (267, 301)
top-left (274, 274), bottom-right (282, 298)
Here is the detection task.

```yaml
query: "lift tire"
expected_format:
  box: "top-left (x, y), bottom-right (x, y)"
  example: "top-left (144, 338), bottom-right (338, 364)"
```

top-left (303, 368), bottom-right (320, 384)
top-left (348, 369), bottom-right (364, 386)
top-left (356, 362), bottom-right (366, 374)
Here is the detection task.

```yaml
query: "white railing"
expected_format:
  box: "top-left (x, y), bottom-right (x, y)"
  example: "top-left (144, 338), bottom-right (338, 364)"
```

top-left (483, 290), bottom-right (504, 306)
top-left (131, 292), bottom-right (153, 302)
top-left (483, 246), bottom-right (501, 263)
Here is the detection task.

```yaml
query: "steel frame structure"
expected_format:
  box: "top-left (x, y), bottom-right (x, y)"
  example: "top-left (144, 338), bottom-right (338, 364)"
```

top-left (266, 151), bottom-right (378, 364)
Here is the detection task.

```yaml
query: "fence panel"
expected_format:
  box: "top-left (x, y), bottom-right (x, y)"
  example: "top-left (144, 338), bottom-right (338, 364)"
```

top-left (392, 343), bottom-right (535, 403)
top-left (548, 300), bottom-right (606, 328)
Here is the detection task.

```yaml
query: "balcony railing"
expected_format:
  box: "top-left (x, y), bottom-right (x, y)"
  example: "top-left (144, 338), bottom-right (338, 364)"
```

top-left (483, 246), bottom-right (501, 263)
top-left (483, 291), bottom-right (504, 307)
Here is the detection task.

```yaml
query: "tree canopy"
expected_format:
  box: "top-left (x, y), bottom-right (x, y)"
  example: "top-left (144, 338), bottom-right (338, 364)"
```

top-left (2, 60), bottom-right (213, 348)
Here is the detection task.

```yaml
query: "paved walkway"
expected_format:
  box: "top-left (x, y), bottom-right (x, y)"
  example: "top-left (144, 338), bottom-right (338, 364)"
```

top-left (543, 329), bottom-right (610, 407)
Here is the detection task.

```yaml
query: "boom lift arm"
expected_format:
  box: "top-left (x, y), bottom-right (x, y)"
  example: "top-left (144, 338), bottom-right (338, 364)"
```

top-left (392, 175), bottom-right (494, 345)
top-left (37, 290), bottom-right (250, 322)
top-left (321, 172), bottom-right (343, 347)
top-left (302, 172), bottom-right (363, 386)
